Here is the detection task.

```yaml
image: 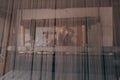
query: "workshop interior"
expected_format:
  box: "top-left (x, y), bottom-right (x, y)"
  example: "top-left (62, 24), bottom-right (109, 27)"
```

top-left (0, 0), bottom-right (120, 80)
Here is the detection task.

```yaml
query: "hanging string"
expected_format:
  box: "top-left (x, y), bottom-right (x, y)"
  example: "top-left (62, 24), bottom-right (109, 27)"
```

top-left (7, 0), bottom-right (17, 78)
top-left (0, 1), bottom-right (7, 71)
top-left (29, 0), bottom-right (37, 80)
top-left (51, 0), bottom-right (57, 80)
top-left (19, 0), bottom-right (26, 78)
top-left (0, 0), bottom-right (118, 80)
top-left (3, 0), bottom-right (21, 79)
top-left (38, 21), bottom-right (44, 80)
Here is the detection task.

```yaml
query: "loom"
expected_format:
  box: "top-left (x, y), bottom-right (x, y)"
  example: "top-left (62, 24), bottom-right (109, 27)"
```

top-left (0, 0), bottom-right (119, 80)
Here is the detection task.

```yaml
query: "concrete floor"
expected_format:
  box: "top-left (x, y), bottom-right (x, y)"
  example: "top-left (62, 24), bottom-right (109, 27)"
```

top-left (0, 70), bottom-right (118, 80)
top-left (1, 53), bottom-right (119, 80)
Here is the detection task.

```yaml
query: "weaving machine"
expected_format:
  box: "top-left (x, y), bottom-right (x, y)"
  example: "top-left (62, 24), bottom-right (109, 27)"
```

top-left (0, 0), bottom-right (119, 80)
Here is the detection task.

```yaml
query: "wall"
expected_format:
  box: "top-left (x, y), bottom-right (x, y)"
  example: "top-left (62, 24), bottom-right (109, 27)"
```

top-left (21, 8), bottom-right (99, 20)
top-left (16, 7), bottom-right (113, 47)
top-left (17, 8), bottom-right (99, 46)
top-left (100, 7), bottom-right (113, 46)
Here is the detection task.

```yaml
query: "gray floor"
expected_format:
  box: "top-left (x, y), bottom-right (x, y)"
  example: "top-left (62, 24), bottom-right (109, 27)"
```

top-left (0, 70), bottom-right (118, 80)
top-left (1, 53), bottom-right (119, 80)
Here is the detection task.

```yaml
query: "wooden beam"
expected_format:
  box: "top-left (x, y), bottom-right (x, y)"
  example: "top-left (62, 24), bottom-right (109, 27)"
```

top-left (82, 25), bottom-right (86, 47)
top-left (20, 26), bottom-right (25, 46)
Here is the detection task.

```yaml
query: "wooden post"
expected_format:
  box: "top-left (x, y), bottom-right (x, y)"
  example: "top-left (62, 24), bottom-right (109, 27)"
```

top-left (20, 25), bottom-right (25, 46)
top-left (82, 25), bottom-right (86, 47)
top-left (77, 25), bottom-right (86, 47)
top-left (77, 26), bottom-right (82, 46)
